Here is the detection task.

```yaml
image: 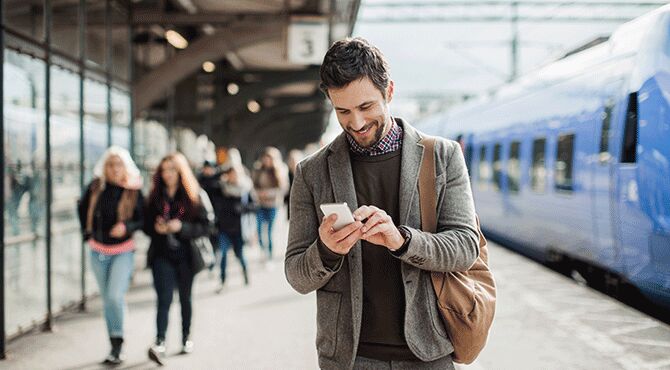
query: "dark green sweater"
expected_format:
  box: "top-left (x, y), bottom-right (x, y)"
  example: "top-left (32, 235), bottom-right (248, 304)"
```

top-left (351, 150), bottom-right (417, 361)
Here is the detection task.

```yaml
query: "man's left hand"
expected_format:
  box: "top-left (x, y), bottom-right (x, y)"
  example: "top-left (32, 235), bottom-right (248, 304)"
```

top-left (353, 205), bottom-right (404, 250)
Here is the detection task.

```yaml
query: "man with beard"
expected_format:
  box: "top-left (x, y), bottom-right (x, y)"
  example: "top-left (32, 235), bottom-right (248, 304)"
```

top-left (284, 37), bottom-right (480, 369)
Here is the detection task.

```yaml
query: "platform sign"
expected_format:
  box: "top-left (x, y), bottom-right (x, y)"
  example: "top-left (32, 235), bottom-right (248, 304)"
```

top-left (288, 18), bottom-right (329, 65)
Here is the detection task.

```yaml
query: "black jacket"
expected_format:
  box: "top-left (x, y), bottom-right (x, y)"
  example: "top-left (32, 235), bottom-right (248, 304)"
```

top-left (77, 181), bottom-right (144, 245)
top-left (143, 189), bottom-right (213, 267)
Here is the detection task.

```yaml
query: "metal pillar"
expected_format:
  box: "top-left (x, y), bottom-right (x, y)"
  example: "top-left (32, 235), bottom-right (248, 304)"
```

top-left (129, 6), bottom-right (135, 160)
top-left (78, 0), bottom-right (87, 311)
top-left (0, 0), bottom-right (7, 360)
top-left (106, 0), bottom-right (112, 147)
top-left (44, 0), bottom-right (54, 332)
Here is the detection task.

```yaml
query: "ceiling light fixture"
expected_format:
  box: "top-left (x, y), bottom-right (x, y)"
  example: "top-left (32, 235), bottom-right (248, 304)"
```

top-left (247, 100), bottom-right (261, 113)
top-left (165, 30), bottom-right (188, 49)
top-left (227, 83), bottom-right (240, 95)
top-left (202, 61), bottom-right (216, 73)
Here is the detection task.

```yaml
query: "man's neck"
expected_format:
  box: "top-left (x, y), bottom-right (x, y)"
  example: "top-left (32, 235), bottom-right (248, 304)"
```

top-left (380, 115), bottom-right (394, 138)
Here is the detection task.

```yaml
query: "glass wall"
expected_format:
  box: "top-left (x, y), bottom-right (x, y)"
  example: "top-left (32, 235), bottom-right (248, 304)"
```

top-left (51, 0), bottom-right (81, 56)
top-left (50, 64), bottom-right (83, 309)
top-left (2, 0), bottom-right (133, 340)
top-left (111, 87), bottom-right (130, 149)
top-left (3, 49), bottom-right (48, 334)
top-left (86, 0), bottom-right (107, 69)
top-left (134, 118), bottom-right (169, 190)
top-left (3, 1), bottom-right (45, 41)
top-left (83, 78), bottom-right (108, 184)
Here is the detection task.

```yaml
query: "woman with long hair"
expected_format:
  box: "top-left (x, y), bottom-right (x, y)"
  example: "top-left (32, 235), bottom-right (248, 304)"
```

top-left (144, 152), bottom-right (213, 365)
top-left (251, 147), bottom-right (288, 261)
top-left (77, 146), bottom-right (144, 365)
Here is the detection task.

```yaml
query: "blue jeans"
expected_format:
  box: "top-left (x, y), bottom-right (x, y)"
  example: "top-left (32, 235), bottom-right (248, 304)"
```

top-left (256, 207), bottom-right (277, 258)
top-left (151, 256), bottom-right (194, 341)
top-left (219, 232), bottom-right (248, 283)
top-left (89, 250), bottom-right (134, 338)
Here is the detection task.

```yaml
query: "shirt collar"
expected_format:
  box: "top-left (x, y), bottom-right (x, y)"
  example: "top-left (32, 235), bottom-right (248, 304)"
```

top-left (346, 118), bottom-right (403, 157)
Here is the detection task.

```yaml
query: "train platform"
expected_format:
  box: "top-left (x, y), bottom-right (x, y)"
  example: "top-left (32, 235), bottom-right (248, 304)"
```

top-left (2, 217), bottom-right (670, 370)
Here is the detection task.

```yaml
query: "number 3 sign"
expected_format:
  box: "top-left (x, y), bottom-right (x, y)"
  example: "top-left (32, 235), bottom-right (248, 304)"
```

top-left (288, 18), bottom-right (329, 65)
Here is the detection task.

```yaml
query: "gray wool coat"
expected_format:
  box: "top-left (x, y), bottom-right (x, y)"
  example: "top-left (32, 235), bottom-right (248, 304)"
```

top-left (284, 120), bottom-right (479, 370)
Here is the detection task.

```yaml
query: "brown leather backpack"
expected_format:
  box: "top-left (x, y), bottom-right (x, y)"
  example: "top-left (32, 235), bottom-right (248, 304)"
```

top-left (419, 137), bottom-right (496, 364)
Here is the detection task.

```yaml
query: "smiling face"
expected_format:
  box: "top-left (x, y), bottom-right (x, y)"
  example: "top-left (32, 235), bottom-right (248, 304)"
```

top-left (160, 159), bottom-right (180, 188)
top-left (328, 77), bottom-right (395, 148)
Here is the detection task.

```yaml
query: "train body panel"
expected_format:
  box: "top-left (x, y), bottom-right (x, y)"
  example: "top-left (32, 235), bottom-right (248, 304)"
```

top-left (419, 6), bottom-right (670, 308)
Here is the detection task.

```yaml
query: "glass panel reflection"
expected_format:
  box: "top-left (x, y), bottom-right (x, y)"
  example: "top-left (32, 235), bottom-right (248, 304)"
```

top-left (50, 64), bottom-right (83, 308)
top-left (83, 78), bottom-right (108, 183)
top-left (3, 49), bottom-right (48, 335)
top-left (86, 0), bottom-right (107, 68)
top-left (3, 1), bottom-right (45, 41)
top-left (51, 0), bottom-right (80, 56)
top-left (111, 88), bottom-right (130, 149)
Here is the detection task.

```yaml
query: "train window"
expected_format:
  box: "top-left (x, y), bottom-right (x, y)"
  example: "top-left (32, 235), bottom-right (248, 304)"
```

top-left (531, 138), bottom-right (547, 192)
top-left (465, 144), bottom-right (474, 175)
top-left (508, 141), bottom-right (521, 194)
top-left (555, 134), bottom-right (575, 192)
top-left (621, 92), bottom-right (638, 163)
top-left (599, 99), bottom-right (614, 161)
top-left (478, 145), bottom-right (490, 189)
top-left (493, 143), bottom-right (502, 192)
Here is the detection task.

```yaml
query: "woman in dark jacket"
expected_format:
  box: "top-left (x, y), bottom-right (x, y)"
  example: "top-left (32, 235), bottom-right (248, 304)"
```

top-left (216, 158), bottom-right (253, 292)
top-left (77, 146), bottom-right (144, 365)
top-left (144, 152), bottom-right (212, 365)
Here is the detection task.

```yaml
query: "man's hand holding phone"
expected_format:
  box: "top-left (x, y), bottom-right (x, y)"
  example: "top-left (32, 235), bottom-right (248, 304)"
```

top-left (319, 203), bottom-right (363, 255)
top-left (353, 205), bottom-right (405, 251)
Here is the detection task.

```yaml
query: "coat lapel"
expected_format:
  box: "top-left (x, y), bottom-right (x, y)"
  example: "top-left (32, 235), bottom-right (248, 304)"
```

top-left (327, 133), bottom-right (359, 211)
top-left (398, 120), bottom-right (424, 227)
top-left (327, 133), bottom-right (363, 341)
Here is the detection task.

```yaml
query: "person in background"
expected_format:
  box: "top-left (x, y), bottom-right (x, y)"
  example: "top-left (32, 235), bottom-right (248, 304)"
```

top-left (216, 148), bottom-right (253, 292)
top-left (197, 160), bottom-right (222, 271)
top-left (251, 147), bottom-right (288, 261)
top-left (285, 149), bottom-right (304, 220)
top-left (144, 152), bottom-right (213, 365)
top-left (77, 146), bottom-right (144, 365)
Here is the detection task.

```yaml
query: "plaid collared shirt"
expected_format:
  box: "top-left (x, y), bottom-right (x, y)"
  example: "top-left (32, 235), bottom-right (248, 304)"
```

top-left (346, 119), bottom-right (403, 157)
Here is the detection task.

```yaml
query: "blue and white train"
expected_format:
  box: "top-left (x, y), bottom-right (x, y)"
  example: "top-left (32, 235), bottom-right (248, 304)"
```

top-left (420, 5), bottom-right (670, 309)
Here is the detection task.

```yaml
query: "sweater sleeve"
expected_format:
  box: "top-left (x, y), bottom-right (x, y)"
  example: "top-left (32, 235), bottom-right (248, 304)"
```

top-left (284, 162), bottom-right (344, 295)
top-left (179, 193), bottom-right (214, 240)
top-left (143, 199), bottom-right (159, 239)
top-left (124, 191), bottom-right (144, 235)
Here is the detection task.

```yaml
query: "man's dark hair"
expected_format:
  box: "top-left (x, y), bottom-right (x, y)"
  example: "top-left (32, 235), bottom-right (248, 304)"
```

top-left (319, 37), bottom-right (390, 98)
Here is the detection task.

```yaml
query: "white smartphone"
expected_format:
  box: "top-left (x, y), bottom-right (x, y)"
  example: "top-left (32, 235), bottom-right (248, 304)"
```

top-left (320, 202), bottom-right (356, 231)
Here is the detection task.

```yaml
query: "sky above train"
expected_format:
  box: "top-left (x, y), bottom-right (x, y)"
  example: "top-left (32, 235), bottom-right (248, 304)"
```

top-left (353, 0), bottom-right (663, 101)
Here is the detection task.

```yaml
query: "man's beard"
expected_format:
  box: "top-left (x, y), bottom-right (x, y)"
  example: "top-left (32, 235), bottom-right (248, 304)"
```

top-left (350, 120), bottom-right (385, 148)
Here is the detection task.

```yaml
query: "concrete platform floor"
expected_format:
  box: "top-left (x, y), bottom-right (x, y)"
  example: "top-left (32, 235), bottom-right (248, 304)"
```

top-left (2, 219), bottom-right (670, 370)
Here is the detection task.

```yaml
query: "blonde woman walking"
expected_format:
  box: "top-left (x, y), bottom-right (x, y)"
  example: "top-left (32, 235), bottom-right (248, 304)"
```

top-left (77, 146), bottom-right (144, 365)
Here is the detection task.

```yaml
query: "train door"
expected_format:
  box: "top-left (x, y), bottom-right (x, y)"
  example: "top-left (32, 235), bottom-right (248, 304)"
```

top-left (591, 80), bottom-right (624, 269)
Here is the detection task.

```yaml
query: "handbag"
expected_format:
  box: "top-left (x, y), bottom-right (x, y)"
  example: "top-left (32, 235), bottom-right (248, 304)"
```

top-left (419, 136), bottom-right (497, 365)
top-left (190, 235), bottom-right (214, 274)
top-left (191, 190), bottom-right (216, 273)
